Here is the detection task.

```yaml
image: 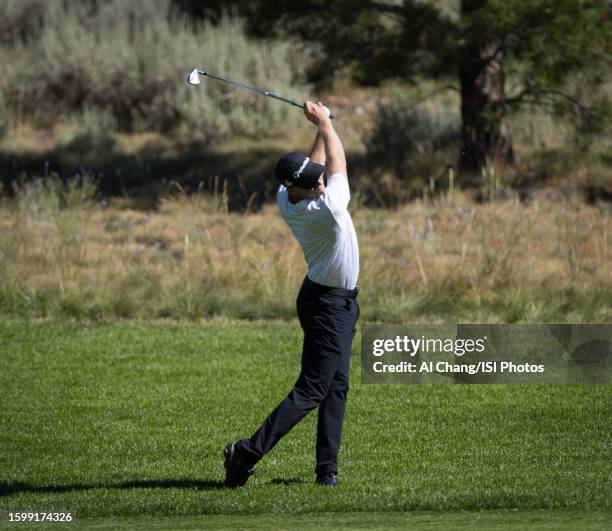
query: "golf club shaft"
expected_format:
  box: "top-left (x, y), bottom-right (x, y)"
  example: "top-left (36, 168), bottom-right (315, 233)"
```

top-left (197, 70), bottom-right (334, 119)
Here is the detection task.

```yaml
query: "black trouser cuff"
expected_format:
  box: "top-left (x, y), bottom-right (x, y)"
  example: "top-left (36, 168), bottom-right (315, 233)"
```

top-left (315, 464), bottom-right (338, 475)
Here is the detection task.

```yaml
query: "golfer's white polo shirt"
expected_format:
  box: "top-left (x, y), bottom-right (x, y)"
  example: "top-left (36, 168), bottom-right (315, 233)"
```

top-left (277, 173), bottom-right (359, 290)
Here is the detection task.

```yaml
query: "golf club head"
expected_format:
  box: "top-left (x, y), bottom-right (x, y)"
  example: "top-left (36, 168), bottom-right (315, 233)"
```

top-left (187, 69), bottom-right (201, 85)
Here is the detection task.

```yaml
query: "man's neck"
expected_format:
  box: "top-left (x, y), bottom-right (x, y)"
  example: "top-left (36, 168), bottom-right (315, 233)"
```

top-left (288, 190), bottom-right (304, 204)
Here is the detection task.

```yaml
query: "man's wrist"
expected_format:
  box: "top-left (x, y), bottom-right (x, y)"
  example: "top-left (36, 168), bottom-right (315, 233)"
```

top-left (318, 119), bottom-right (333, 133)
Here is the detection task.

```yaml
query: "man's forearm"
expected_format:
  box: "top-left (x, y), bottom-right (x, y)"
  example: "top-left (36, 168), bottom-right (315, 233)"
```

top-left (320, 121), bottom-right (346, 176)
top-left (309, 131), bottom-right (326, 165)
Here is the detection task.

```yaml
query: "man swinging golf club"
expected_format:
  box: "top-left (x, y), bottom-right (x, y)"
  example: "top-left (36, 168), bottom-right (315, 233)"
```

top-left (224, 101), bottom-right (360, 487)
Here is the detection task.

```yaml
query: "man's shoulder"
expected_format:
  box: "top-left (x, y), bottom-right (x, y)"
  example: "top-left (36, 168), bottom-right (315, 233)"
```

top-left (322, 173), bottom-right (350, 215)
top-left (326, 173), bottom-right (349, 194)
top-left (327, 172), bottom-right (348, 182)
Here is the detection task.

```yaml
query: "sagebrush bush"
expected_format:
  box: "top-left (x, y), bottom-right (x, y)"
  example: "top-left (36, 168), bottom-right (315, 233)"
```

top-left (1, 0), bottom-right (306, 142)
top-left (57, 107), bottom-right (117, 152)
top-left (0, 0), bottom-right (45, 46)
top-left (365, 98), bottom-right (461, 177)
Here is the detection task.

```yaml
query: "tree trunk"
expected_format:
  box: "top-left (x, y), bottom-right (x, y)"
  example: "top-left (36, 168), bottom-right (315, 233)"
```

top-left (459, 2), bottom-right (514, 177)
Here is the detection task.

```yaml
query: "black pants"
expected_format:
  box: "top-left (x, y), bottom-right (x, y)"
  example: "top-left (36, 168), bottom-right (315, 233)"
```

top-left (238, 276), bottom-right (359, 474)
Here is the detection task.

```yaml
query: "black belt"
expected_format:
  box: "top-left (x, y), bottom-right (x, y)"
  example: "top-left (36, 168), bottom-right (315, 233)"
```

top-left (304, 276), bottom-right (359, 299)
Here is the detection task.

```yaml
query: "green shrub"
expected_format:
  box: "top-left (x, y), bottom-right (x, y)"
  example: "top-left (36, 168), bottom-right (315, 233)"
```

top-left (365, 98), bottom-right (461, 178)
top-left (58, 107), bottom-right (117, 152)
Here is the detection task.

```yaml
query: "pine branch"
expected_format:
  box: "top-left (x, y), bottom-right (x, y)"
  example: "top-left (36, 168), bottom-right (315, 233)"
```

top-left (499, 84), bottom-right (597, 125)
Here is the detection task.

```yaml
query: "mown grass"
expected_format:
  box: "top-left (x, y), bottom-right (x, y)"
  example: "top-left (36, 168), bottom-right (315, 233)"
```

top-left (7, 510), bottom-right (611, 530)
top-left (0, 176), bottom-right (610, 322)
top-left (0, 321), bottom-right (610, 528)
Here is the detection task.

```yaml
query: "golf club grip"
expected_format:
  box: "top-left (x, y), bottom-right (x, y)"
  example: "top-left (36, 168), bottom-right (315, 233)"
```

top-left (270, 95), bottom-right (334, 119)
top-left (302, 103), bottom-right (335, 120)
top-left (272, 97), bottom-right (334, 120)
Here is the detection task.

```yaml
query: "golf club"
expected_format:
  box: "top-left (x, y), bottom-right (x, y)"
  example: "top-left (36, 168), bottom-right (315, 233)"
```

top-left (187, 68), bottom-right (334, 119)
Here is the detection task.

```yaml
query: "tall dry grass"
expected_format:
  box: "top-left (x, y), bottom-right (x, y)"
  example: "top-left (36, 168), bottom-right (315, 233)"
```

top-left (0, 176), bottom-right (610, 322)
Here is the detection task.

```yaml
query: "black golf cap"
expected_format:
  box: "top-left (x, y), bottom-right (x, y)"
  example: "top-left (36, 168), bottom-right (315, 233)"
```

top-left (275, 152), bottom-right (325, 189)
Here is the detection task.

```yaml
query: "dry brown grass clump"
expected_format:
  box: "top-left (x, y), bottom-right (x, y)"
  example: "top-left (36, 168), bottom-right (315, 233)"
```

top-left (0, 176), bottom-right (610, 322)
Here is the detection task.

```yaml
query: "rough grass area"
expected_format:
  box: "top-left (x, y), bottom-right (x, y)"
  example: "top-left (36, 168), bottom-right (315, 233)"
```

top-left (0, 321), bottom-right (610, 529)
top-left (0, 177), bottom-right (610, 322)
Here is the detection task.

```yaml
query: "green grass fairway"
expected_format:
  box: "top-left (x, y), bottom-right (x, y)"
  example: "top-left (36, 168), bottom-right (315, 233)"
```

top-left (1, 321), bottom-right (610, 529)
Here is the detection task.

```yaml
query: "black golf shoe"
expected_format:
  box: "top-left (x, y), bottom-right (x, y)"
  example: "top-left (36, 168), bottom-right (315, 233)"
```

top-left (223, 441), bottom-right (255, 487)
top-left (315, 472), bottom-right (338, 486)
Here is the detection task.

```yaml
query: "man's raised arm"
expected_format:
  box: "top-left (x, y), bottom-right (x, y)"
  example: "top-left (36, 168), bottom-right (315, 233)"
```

top-left (304, 101), bottom-right (347, 178)
top-left (309, 131), bottom-right (325, 166)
